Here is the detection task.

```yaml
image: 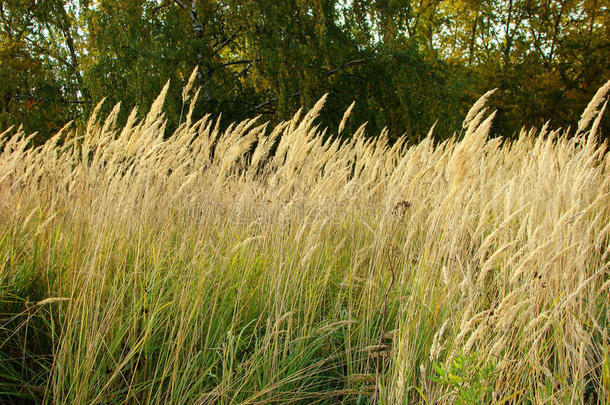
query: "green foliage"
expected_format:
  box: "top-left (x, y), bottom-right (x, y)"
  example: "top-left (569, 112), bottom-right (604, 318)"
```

top-left (0, 0), bottom-right (608, 141)
top-left (430, 352), bottom-right (497, 405)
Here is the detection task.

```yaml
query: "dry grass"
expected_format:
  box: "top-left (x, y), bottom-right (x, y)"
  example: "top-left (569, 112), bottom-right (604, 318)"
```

top-left (0, 78), bottom-right (609, 404)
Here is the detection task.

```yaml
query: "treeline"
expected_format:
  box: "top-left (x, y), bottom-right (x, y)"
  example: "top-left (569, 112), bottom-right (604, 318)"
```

top-left (1, 0), bottom-right (608, 143)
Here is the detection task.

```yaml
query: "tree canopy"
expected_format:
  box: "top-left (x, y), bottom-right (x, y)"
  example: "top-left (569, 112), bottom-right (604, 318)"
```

top-left (1, 0), bottom-right (608, 143)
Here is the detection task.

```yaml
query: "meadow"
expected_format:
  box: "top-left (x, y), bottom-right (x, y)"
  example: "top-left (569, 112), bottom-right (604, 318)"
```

top-left (1, 77), bottom-right (609, 404)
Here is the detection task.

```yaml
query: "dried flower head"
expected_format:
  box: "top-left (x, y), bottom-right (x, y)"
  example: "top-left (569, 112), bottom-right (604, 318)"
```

top-left (392, 200), bottom-right (412, 217)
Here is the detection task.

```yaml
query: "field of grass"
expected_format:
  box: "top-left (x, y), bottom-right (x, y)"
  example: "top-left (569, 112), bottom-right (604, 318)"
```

top-left (1, 78), bottom-right (609, 404)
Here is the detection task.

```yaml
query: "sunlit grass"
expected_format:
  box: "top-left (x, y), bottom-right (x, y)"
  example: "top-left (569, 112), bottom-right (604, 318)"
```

top-left (0, 78), bottom-right (609, 404)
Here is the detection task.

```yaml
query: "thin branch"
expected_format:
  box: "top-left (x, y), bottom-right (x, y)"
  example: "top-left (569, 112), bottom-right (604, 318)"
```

top-left (234, 66), bottom-right (250, 79)
top-left (212, 30), bottom-right (240, 57)
top-left (151, 1), bottom-right (173, 15)
top-left (411, 0), bottom-right (426, 38)
top-left (220, 59), bottom-right (252, 67)
top-left (251, 97), bottom-right (278, 112)
top-left (173, 0), bottom-right (187, 11)
top-left (326, 58), bottom-right (368, 76)
top-left (250, 92), bottom-right (301, 112)
top-left (14, 94), bottom-right (94, 105)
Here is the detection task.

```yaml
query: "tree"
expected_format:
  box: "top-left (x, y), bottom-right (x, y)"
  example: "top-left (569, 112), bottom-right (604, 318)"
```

top-left (0, 0), bottom-right (607, 142)
top-left (0, 0), bottom-right (89, 141)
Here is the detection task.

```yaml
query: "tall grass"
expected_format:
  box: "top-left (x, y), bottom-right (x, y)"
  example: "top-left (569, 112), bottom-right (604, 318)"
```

top-left (1, 78), bottom-right (609, 404)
